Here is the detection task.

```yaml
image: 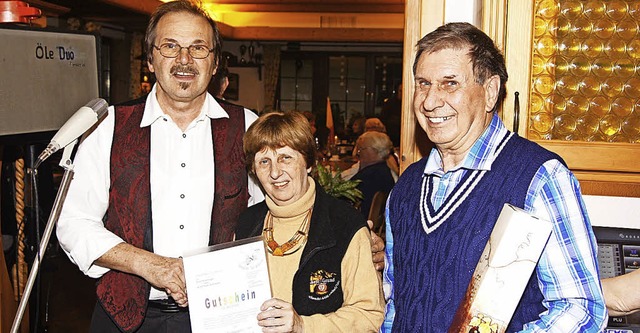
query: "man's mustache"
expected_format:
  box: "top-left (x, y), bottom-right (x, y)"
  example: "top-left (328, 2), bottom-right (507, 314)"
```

top-left (170, 65), bottom-right (199, 75)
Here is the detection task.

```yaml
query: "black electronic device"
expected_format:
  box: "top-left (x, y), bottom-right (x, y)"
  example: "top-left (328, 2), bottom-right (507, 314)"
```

top-left (594, 226), bottom-right (640, 333)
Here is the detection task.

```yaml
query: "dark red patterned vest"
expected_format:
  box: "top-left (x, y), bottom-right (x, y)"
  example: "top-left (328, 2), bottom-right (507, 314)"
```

top-left (95, 97), bottom-right (249, 332)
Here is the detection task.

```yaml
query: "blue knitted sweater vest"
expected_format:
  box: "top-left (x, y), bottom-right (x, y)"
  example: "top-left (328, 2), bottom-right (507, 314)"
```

top-left (388, 133), bottom-right (564, 332)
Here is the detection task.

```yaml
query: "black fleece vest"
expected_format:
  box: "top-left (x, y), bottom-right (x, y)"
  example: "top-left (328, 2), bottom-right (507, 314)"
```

top-left (236, 185), bottom-right (366, 315)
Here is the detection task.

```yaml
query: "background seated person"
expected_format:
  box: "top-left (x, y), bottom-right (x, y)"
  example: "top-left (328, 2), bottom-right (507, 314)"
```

top-left (363, 118), bottom-right (399, 175)
top-left (364, 118), bottom-right (386, 133)
top-left (352, 131), bottom-right (396, 218)
top-left (208, 66), bottom-right (229, 99)
top-left (344, 120), bottom-right (399, 181)
top-left (236, 111), bottom-right (384, 333)
top-left (301, 111), bottom-right (317, 137)
top-left (346, 114), bottom-right (366, 144)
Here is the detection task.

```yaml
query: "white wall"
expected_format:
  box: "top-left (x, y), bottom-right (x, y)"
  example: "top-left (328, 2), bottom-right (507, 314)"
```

top-left (227, 67), bottom-right (265, 113)
top-left (583, 195), bottom-right (640, 229)
top-left (444, 0), bottom-right (482, 26)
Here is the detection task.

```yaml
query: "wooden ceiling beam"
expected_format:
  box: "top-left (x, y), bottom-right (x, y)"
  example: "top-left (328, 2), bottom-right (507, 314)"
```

top-left (100, 0), bottom-right (405, 14)
top-left (209, 4), bottom-right (403, 13)
top-left (99, 0), bottom-right (159, 15)
top-left (25, 0), bottom-right (70, 16)
top-left (98, 0), bottom-right (404, 42)
top-left (217, 20), bottom-right (235, 37)
top-left (210, 0), bottom-right (403, 4)
top-left (227, 26), bottom-right (403, 42)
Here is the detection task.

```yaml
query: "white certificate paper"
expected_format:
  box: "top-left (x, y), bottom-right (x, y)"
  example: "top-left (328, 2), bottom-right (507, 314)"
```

top-left (184, 236), bottom-right (272, 333)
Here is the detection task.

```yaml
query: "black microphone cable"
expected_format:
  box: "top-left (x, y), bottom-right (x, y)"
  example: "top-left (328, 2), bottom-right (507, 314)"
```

top-left (28, 165), bottom-right (42, 333)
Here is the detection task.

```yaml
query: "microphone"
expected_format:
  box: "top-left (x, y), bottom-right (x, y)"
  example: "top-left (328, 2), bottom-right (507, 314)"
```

top-left (34, 98), bottom-right (109, 169)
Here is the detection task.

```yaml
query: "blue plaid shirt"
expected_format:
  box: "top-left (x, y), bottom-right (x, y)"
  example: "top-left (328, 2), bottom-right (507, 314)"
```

top-left (381, 114), bottom-right (607, 332)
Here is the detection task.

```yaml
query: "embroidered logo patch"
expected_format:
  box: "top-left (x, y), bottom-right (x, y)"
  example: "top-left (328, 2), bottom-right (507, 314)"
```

top-left (308, 269), bottom-right (340, 300)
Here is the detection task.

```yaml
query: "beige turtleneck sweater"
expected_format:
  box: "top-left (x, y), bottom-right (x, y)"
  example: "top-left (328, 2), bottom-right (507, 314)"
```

top-left (264, 177), bottom-right (384, 332)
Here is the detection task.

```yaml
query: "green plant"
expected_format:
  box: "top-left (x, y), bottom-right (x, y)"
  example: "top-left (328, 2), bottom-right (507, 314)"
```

top-left (314, 163), bottom-right (363, 204)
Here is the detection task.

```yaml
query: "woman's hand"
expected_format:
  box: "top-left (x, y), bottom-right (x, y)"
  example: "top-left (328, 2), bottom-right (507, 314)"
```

top-left (257, 298), bottom-right (303, 333)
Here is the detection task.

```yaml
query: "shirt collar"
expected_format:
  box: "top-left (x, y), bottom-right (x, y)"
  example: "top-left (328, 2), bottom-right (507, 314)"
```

top-left (139, 83), bottom-right (230, 128)
top-left (424, 113), bottom-right (508, 175)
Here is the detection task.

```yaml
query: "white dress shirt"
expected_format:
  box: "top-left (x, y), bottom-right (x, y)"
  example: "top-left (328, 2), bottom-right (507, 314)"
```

top-left (56, 84), bottom-right (264, 299)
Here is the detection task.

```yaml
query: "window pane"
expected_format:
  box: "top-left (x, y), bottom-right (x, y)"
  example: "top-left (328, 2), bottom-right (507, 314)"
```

top-left (280, 59), bottom-right (296, 77)
top-left (347, 57), bottom-right (366, 79)
top-left (329, 78), bottom-right (347, 101)
top-left (374, 56), bottom-right (403, 106)
top-left (345, 103), bottom-right (365, 122)
top-left (280, 101), bottom-right (296, 112)
top-left (280, 78), bottom-right (297, 100)
top-left (347, 79), bottom-right (366, 102)
top-left (296, 78), bottom-right (313, 101)
top-left (329, 56), bottom-right (346, 78)
top-left (297, 59), bottom-right (313, 78)
top-left (296, 101), bottom-right (312, 112)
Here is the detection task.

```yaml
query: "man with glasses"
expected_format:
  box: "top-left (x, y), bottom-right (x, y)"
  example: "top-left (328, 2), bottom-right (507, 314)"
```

top-left (56, 1), bottom-right (263, 332)
top-left (382, 22), bottom-right (606, 332)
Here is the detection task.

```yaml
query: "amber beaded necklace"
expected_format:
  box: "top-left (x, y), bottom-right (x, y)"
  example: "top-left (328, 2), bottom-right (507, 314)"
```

top-left (263, 207), bottom-right (313, 256)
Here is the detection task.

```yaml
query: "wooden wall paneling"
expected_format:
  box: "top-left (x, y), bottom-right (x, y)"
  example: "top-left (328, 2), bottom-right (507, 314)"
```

top-left (576, 173), bottom-right (640, 197)
top-left (501, 1), bottom-right (534, 135)
top-left (481, 0), bottom-right (506, 48)
top-left (399, 0), bottom-right (445, 172)
top-left (540, 141), bottom-right (640, 174)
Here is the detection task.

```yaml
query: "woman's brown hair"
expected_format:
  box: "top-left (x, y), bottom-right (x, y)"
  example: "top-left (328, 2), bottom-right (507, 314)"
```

top-left (243, 111), bottom-right (317, 175)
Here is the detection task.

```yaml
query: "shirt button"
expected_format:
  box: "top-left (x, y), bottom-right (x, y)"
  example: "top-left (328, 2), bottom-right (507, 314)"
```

top-left (180, 194), bottom-right (185, 199)
top-left (163, 118), bottom-right (168, 122)
top-left (181, 163), bottom-right (186, 168)
top-left (179, 225), bottom-right (184, 230)
top-left (182, 133), bottom-right (187, 138)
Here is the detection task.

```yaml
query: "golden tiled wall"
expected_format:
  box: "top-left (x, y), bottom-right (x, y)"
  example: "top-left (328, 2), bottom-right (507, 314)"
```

top-left (530, 0), bottom-right (640, 142)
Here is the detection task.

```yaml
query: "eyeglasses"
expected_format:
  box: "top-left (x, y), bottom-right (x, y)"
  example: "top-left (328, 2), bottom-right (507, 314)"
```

top-left (152, 42), bottom-right (214, 59)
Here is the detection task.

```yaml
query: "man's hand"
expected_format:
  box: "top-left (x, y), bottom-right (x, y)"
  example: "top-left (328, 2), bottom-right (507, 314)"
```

top-left (95, 242), bottom-right (189, 307)
top-left (368, 220), bottom-right (385, 271)
top-left (602, 269), bottom-right (640, 316)
top-left (145, 256), bottom-right (188, 307)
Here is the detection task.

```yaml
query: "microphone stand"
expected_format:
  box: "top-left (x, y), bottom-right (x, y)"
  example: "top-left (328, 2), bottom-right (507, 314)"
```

top-left (11, 140), bottom-right (78, 333)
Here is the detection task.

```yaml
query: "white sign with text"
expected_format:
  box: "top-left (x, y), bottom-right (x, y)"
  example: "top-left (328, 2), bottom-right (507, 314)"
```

top-left (184, 237), bottom-right (272, 333)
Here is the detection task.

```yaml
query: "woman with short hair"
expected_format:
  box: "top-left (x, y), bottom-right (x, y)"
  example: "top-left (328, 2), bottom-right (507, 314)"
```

top-left (236, 111), bottom-right (384, 333)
